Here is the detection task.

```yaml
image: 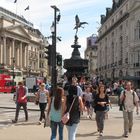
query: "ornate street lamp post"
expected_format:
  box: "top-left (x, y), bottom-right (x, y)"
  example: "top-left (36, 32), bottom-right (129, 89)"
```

top-left (28, 65), bottom-right (31, 77)
top-left (112, 63), bottom-right (115, 83)
top-left (11, 57), bottom-right (15, 92)
top-left (50, 5), bottom-right (60, 96)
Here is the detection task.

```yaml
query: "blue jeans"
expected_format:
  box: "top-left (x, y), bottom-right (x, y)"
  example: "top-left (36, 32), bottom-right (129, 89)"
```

top-left (66, 123), bottom-right (78, 140)
top-left (50, 121), bottom-right (64, 140)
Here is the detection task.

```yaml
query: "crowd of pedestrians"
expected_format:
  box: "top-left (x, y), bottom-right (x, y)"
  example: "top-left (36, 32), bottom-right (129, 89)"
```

top-left (12, 77), bottom-right (140, 140)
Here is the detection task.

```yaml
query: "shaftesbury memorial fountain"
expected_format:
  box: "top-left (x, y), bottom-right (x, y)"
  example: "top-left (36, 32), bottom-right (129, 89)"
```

top-left (64, 15), bottom-right (88, 81)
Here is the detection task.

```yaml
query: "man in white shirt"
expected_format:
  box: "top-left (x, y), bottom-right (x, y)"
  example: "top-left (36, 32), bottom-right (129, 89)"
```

top-left (120, 81), bottom-right (139, 138)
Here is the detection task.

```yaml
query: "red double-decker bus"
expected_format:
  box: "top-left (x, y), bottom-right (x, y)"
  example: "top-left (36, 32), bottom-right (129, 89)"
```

top-left (0, 74), bottom-right (16, 93)
top-left (0, 64), bottom-right (16, 93)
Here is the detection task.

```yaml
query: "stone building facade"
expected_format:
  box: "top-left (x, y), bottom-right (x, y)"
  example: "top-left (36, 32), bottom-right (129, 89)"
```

top-left (97, 0), bottom-right (140, 86)
top-left (0, 7), bottom-right (49, 79)
top-left (85, 35), bottom-right (98, 78)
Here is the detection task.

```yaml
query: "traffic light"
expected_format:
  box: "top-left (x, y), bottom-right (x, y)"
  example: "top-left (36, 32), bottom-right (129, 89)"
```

top-left (57, 54), bottom-right (62, 66)
top-left (44, 45), bottom-right (52, 66)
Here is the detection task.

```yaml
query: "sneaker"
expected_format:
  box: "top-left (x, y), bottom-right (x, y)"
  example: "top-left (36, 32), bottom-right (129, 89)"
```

top-left (129, 128), bottom-right (132, 133)
top-left (38, 121), bottom-right (41, 125)
top-left (123, 134), bottom-right (128, 138)
top-left (89, 115), bottom-right (92, 120)
top-left (99, 132), bottom-right (103, 136)
top-left (12, 120), bottom-right (17, 123)
top-left (42, 119), bottom-right (45, 123)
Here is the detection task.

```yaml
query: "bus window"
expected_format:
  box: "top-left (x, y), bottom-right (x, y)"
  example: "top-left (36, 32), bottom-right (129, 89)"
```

top-left (10, 71), bottom-right (22, 76)
top-left (5, 81), bottom-right (10, 86)
top-left (5, 81), bottom-right (16, 86)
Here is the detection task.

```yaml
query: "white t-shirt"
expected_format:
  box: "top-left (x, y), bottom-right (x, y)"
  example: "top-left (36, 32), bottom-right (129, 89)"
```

top-left (120, 90), bottom-right (139, 112)
top-left (38, 90), bottom-right (48, 103)
top-left (83, 92), bottom-right (92, 102)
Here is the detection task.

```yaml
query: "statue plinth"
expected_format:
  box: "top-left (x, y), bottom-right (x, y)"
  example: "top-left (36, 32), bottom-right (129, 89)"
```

top-left (64, 36), bottom-right (88, 79)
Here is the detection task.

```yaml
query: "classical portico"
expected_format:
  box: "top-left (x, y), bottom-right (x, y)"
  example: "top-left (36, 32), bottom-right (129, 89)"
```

top-left (0, 6), bottom-right (49, 78)
top-left (0, 29), bottom-right (30, 69)
top-left (0, 24), bottom-right (41, 77)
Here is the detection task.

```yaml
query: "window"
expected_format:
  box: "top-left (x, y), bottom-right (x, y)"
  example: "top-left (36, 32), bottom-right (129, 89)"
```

top-left (112, 18), bottom-right (114, 25)
top-left (126, 36), bottom-right (128, 47)
top-left (42, 63), bottom-right (44, 68)
top-left (126, 20), bottom-right (128, 27)
top-left (112, 32), bottom-right (114, 38)
top-left (120, 36), bottom-right (123, 61)
top-left (39, 53), bottom-right (42, 58)
top-left (119, 25), bottom-right (123, 31)
top-left (126, 4), bottom-right (128, 11)
top-left (90, 52), bottom-right (92, 56)
top-left (137, 21), bottom-right (140, 39)
top-left (119, 10), bottom-right (123, 17)
top-left (34, 62), bottom-right (36, 69)
top-left (105, 25), bottom-right (107, 30)
top-left (112, 42), bottom-right (114, 63)
top-left (39, 63), bottom-right (41, 68)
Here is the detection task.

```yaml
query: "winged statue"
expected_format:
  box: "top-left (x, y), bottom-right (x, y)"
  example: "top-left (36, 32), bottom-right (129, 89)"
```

top-left (74, 15), bottom-right (88, 35)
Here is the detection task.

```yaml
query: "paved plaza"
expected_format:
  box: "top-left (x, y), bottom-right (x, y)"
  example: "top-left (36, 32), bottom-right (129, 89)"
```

top-left (0, 94), bottom-right (140, 140)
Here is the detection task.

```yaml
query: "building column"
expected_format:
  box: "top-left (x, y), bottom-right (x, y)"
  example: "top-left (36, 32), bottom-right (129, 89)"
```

top-left (3, 36), bottom-right (7, 65)
top-left (17, 46), bottom-right (20, 66)
top-left (10, 39), bottom-right (15, 65)
top-left (12, 39), bottom-right (15, 57)
top-left (19, 42), bottom-right (22, 68)
top-left (26, 44), bottom-right (29, 68)
top-left (9, 43), bottom-right (12, 65)
top-left (24, 45), bottom-right (27, 67)
top-left (7, 38), bottom-right (12, 66)
top-left (0, 37), bottom-right (3, 64)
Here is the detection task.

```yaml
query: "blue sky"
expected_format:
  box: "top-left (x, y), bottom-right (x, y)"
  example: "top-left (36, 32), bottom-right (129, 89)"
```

top-left (0, 0), bottom-right (112, 59)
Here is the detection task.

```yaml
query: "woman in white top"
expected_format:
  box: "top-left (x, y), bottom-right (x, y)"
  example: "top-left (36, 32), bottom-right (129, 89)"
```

top-left (83, 86), bottom-right (93, 119)
top-left (36, 83), bottom-right (49, 124)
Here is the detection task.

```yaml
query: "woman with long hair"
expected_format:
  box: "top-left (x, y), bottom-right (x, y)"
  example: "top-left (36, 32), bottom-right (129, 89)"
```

top-left (94, 85), bottom-right (109, 136)
top-left (47, 87), bottom-right (66, 140)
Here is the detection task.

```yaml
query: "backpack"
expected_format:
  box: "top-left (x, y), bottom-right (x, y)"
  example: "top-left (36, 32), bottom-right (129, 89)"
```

top-left (119, 90), bottom-right (135, 111)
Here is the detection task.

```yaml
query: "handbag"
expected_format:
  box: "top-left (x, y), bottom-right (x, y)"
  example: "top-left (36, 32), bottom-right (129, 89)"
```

top-left (61, 97), bottom-right (76, 124)
top-left (35, 100), bottom-right (39, 105)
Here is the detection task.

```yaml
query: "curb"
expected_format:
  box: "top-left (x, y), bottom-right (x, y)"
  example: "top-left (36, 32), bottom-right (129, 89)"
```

top-left (0, 106), bottom-right (40, 111)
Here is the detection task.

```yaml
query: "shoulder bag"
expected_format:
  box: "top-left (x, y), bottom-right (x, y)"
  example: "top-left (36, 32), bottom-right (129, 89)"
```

top-left (61, 97), bottom-right (76, 124)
